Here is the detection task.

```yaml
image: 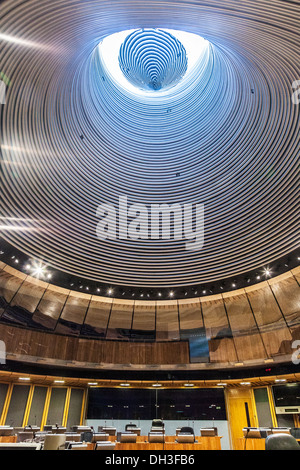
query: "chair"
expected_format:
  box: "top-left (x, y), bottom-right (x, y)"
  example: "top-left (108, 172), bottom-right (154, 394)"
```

top-left (64, 433), bottom-right (81, 442)
top-left (80, 431), bottom-right (93, 442)
top-left (92, 433), bottom-right (109, 442)
top-left (53, 425), bottom-right (67, 434)
top-left (43, 434), bottom-right (66, 450)
top-left (151, 419), bottom-right (165, 434)
top-left (43, 425), bottom-right (53, 433)
top-left (148, 432), bottom-right (164, 443)
top-left (291, 428), bottom-right (300, 439)
top-left (177, 426), bottom-right (195, 442)
top-left (0, 426), bottom-right (14, 436)
top-left (152, 419), bottom-right (164, 429)
top-left (270, 427), bottom-right (291, 434)
top-left (69, 443), bottom-right (91, 450)
top-left (120, 433), bottom-right (137, 443)
top-left (200, 427), bottom-right (218, 437)
top-left (71, 425), bottom-right (92, 433)
top-left (98, 426), bottom-right (116, 436)
top-left (125, 423), bottom-right (141, 435)
top-left (16, 431), bottom-right (34, 442)
top-left (95, 441), bottom-right (116, 450)
top-left (265, 433), bottom-right (300, 450)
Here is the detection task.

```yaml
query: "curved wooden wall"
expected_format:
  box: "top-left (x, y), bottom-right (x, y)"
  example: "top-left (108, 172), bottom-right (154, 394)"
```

top-left (0, 262), bottom-right (299, 370)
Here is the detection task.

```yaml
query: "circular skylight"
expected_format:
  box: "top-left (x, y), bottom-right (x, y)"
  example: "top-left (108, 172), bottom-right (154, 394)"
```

top-left (99, 28), bottom-right (209, 96)
top-left (118, 29), bottom-right (188, 91)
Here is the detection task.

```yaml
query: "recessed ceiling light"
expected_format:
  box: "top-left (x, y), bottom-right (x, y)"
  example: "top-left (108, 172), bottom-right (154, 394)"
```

top-left (275, 379), bottom-right (287, 382)
top-left (152, 383), bottom-right (162, 387)
top-left (184, 383), bottom-right (194, 387)
top-left (19, 377), bottom-right (30, 381)
top-left (88, 382), bottom-right (98, 386)
top-left (54, 380), bottom-right (65, 384)
top-left (120, 383), bottom-right (130, 387)
top-left (240, 382), bottom-right (251, 386)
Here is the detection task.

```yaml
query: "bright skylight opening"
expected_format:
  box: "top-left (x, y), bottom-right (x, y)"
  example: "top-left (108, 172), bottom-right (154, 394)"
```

top-left (98, 28), bottom-right (209, 96)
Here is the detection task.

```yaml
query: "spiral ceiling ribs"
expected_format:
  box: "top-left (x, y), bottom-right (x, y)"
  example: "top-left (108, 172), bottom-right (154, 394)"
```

top-left (0, 0), bottom-right (299, 292)
top-left (119, 29), bottom-right (188, 91)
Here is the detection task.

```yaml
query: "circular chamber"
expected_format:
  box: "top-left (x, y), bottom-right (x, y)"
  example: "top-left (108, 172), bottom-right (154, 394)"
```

top-left (0, 0), bottom-right (299, 291)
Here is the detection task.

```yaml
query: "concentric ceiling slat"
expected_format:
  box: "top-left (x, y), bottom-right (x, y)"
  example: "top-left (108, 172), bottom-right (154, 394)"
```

top-left (0, 0), bottom-right (299, 290)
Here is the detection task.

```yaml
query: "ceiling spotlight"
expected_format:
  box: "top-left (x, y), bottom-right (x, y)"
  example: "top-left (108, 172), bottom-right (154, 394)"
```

top-left (97, 288), bottom-right (101, 292)
top-left (264, 268), bottom-right (271, 277)
top-left (232, 283), bottom-right (236, 288)
top-left (107, 289), bottom-right (112, 295)
top-left (158, 292), bottom-right (162, 297)
top-left (256, 275), bottom-right (260, 280)
top-left (169, 291), bottom-right (174, 297)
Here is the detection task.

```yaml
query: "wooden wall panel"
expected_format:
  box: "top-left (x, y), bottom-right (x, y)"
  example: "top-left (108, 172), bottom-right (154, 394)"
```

top-left (245, 283), bottom-right (293, 357)
top-left (0, 324), bottom-right (189, 365)
top-left (32, 285), bottom-right (70, 330)
top-left (156, 301), bottom-right (180, 341)
top-left (8, 276), bottom-right (47, 313)
top-left (0, 266), bottom-right (26, 314)
top-left (82, 296), bottom-right (112, 337)
top-left (132, 301), bottom-right (156, 332)
top-left (223, 291), bottom-right (266, 361)
top-left (201, 296), bottom-right (237, 363)
top-left (268, 273), bottom-right (300, 328)
top-left (178, 298), bottom-right (203, 331)
top-left (55, 292), bottom-right (91, 336)
top-left (106, 299), bottom-right (134, 340)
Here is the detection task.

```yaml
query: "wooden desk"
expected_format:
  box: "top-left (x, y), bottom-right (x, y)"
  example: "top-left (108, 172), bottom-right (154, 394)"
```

top-left (0, 436), bottom-right (17, 443)
top-left (236, 438), bottom-right (265, 450)
top-left (113, 436), bottom-right (222, 451)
